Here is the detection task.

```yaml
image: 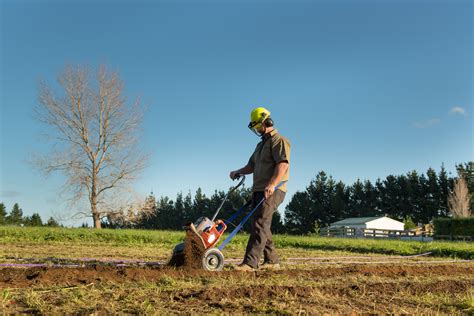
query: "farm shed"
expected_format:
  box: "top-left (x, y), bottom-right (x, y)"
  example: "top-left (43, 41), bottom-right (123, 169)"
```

top-left (320, 216), bottom-right (408, 238)
top-left (330, 216), bottom-right (405, 231)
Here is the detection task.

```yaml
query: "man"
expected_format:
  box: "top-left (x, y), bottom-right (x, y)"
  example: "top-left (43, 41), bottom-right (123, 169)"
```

top-left (229, 107), bottom-right (291, 270)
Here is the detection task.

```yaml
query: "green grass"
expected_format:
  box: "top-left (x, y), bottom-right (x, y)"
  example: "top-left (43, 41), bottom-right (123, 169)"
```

top-left (0, 226), bottom-right (473, 259)
top-left (0, 226), bottom-right (184, 246)
top-left (273, 235), bottom-right (474, 259)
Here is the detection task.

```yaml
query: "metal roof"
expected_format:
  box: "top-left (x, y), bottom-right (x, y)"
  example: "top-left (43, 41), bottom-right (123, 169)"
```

top-left (330, 217), bottom-right (384, 226)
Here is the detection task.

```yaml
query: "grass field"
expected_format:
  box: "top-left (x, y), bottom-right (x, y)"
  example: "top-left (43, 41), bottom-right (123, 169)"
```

top-left (0, 226), bottom-right (473, 314)
top-left (1, 226), bottom-right (473, 259)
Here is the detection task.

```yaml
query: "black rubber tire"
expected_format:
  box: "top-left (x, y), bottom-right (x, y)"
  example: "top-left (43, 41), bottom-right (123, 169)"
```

top-left (173, 243), bottom-right (184, 254)
top-left (202, 248), bottom-right (225, 271)
top-left (168, 243), bottom-right (185, 267)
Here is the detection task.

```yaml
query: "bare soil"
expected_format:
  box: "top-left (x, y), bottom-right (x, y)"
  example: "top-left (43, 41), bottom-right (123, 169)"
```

top-left (2, 262), bottom-right (473, 314)
top-left (1, 263), bottom-right (473, 289)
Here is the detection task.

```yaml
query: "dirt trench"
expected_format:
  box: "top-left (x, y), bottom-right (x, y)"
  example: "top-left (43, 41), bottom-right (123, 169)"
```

top-left (1, 263), bottom-right (473, 289)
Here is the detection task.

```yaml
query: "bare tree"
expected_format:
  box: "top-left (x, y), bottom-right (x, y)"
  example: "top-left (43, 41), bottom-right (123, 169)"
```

top-left (103, 192), bottom-right (156, 228)
top-left (35, 65), bottom-right (149, 228)
top-left (448, 172), bottom-right (471, 218)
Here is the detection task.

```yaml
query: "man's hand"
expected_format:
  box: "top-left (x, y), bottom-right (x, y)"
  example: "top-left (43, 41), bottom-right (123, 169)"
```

top-left (264, 183), bottom-right (275, 199)
top-left (229, 164), bottom-right (254, 180)
top-left (229, 171), bottom-right (239, 180)
top-left (264, 162), bottom-right (288, 199)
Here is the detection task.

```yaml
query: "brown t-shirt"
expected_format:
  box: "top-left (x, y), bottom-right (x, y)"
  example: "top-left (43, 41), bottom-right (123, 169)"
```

top-left (248, 129), bottom-right (291, 192)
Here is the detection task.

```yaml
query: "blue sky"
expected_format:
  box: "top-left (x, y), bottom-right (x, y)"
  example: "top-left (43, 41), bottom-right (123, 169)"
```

top-left (0, 0), bottom-right (472, 226)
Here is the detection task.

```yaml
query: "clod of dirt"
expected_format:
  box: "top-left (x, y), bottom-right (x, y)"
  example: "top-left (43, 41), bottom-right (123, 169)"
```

top-left (26, 271), bottom-right (40, 280)
top-left (168, 226), bottom-right (206, 269)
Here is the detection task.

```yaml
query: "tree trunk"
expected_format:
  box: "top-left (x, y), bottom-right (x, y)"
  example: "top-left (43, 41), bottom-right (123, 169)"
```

top-left (91, 192), bottom-right (101, 228)
top-left (93, 211), bottom-right (101, 229)
top-left (91, 165), bottom-right (101, 228)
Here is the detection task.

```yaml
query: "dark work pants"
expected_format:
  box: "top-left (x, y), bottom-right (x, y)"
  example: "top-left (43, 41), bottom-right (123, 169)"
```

top-left (243, 190), bottom-right (286, 268)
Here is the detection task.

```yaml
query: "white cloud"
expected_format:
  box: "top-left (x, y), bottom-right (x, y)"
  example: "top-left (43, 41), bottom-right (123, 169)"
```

top-left (412, 118), bottom-right (441, 129)
top-left (450, 106), bottom-right (466, 115)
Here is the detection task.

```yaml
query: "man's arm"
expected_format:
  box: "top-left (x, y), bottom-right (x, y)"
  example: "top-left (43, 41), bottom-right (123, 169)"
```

top-left (230, 164), bottom-right (254, 180)
top-left (264, 162), bottom-right (289, 199)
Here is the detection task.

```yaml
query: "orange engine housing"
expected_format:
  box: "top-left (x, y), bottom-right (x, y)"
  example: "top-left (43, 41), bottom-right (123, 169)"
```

top-left (194, 217), bottom-right (227, 249)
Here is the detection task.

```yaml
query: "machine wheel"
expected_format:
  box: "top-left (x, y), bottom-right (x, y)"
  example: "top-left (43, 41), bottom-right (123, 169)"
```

top-left (173, 243), bottom-right (184, 254)
top-left (168, 243), bottom-right (185, 267)
top-left (202, 248), bottom-right (224, 271)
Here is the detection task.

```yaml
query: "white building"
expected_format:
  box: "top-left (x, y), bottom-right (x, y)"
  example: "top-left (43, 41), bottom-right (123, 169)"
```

top-left (330, 216), bottom-right (405, 231)
top-left (323, 216), bottom-right (433, 240)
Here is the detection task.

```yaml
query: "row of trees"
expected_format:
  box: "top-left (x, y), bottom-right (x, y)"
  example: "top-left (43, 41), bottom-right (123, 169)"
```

top-left (284, 164), bottom-right (472, 234)
top-left (0, 203), bottom-right (60, 227)
top-left (103, 187), bottom-right (278, 233)
top-left (103, 163), bottom-right (472, 234)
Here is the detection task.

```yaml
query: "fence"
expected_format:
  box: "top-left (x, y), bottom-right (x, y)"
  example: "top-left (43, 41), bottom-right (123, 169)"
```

top-left (319, 227), bottom-right (433, 241)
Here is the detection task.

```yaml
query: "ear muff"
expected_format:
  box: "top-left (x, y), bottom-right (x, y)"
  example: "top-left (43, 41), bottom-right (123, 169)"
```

top-left (263, 117), bottom-right (274, 127)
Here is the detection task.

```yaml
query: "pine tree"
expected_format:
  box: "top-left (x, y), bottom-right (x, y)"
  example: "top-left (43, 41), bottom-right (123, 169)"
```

top-left (307, 171), bottom-right (332, 227)
top-left (7, 203), bottom-right (23, 225)
top-left (396, 174), bottom-right (411, 221)
top-left (271, 210), bottom-right (285, 234)
top-left (438, 164), bottom-right (451, 217)
top-left (374, 178), bottom-right (385, 217)
top-left (284, 191), bottom-right (313, 234)
top-left (284, 171), bottom-right (334, 234)
top-left (416, 173), bottom-right (428, 222)
top-left (349, 179), bottom-right (365, 218)
top-left (325, 176), bottom-right (337, 223)
top-left (191, 188), bottom-right (211, 221)
top-left (406, 170), bottom-right (422, 223)
top-left (330, 181), bottom-right (349, 222)
top-left (363, 180), bottom-right (377, 217)
top-left (0, 203), bottom-right (7, 225)
top-left (380, 175), bottom-right (399, 218)
top-left (174, 192), bottom-right (188, 228)
top-left (46, 217), bottom-right (60, 227)
top-left (183, 191), bottom-right (193, 220)
top-left (25, 213), bottom-right (43, 227)
top-left (155, 197), bottom-right (176, 229)
top-left (424, 167), bottom-right (440, 221)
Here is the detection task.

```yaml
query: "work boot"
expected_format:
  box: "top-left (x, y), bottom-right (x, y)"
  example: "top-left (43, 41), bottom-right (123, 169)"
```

top-left (261, 262), bottom-right (281, 270)
top-left (233, 263), bottom-right (255, 271)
